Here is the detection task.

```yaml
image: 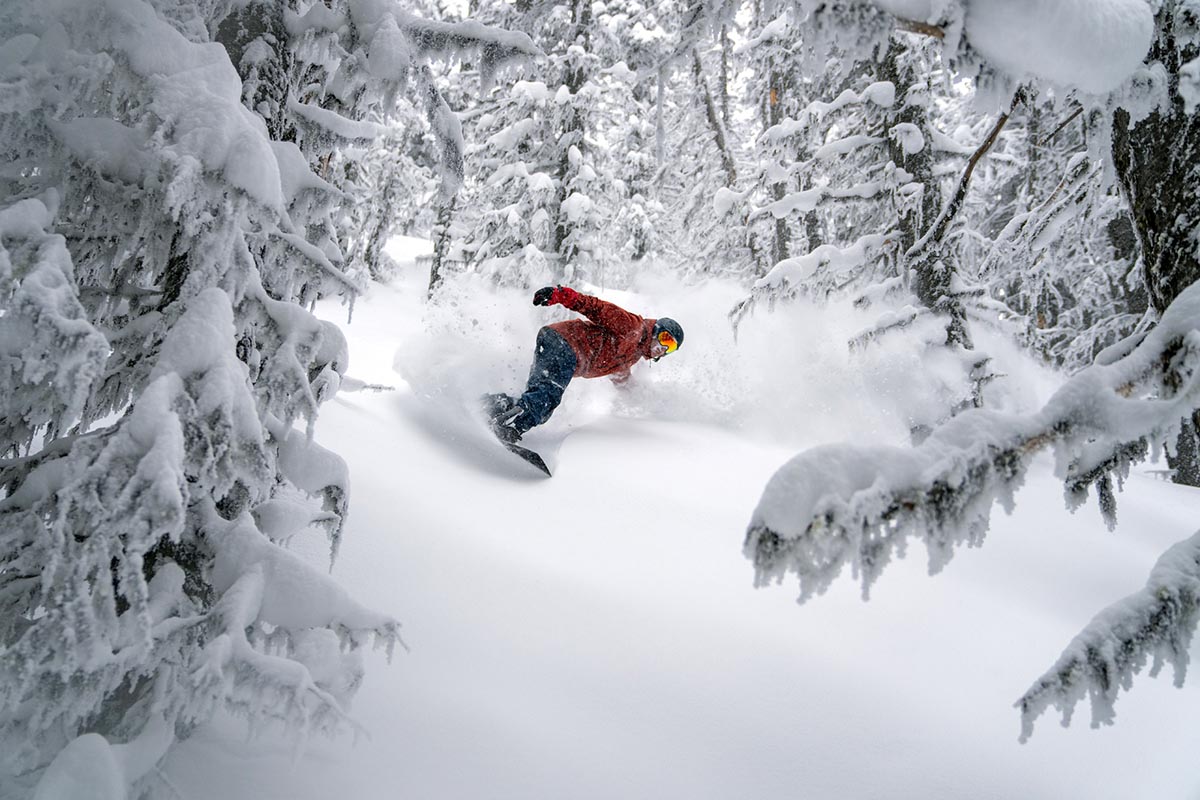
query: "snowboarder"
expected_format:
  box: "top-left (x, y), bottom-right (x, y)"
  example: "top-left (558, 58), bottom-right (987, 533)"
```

top-left (484, 285), bottom-right (684, 443)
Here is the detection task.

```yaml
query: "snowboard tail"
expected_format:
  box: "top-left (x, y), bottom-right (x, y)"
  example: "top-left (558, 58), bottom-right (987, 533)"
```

top-left (501, 440), bottom-right (551, 477)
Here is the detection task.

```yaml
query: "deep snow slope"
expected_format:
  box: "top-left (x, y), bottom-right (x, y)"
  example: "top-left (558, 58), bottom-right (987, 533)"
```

top-left (164, 243), bottom-right (1200, 800)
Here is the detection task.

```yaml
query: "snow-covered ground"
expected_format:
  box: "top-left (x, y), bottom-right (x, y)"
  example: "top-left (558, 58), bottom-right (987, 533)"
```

top-left (164, 240), bottom-right (1200, 799)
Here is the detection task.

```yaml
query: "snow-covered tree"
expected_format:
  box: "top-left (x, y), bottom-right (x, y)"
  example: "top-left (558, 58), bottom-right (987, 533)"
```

top-left (724, 15), bottom-right (1009, 433)
top-left (450, 0), bottom-right (611, 287)
top-left (0, 0), bottom-right (535, 792)
top-left (740, 0), bottom-right (1200, 740)
top-left (455, 0), bottom-right (746, 289)
top-left (456, 79), bottom-right (563, 284)
top-left (591, 0), bottom-right (671, 269)
top-left (978, 140), bottom-right (1148, 372)
top-left (650, 34), bottom-right (752, 279)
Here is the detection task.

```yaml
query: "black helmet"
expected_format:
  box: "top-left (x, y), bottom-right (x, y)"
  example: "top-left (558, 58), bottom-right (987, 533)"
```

top-left (654, 317), bottom-right (683, 346)
top-left (653, 317), bottom-right (683, 357)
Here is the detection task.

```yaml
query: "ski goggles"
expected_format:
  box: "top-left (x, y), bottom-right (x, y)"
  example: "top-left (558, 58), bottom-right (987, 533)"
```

top-left (656, 329), bottom-right (679, 354)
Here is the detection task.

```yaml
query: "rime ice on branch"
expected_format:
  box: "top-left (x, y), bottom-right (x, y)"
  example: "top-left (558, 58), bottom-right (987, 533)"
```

top-left (1016, 528), bottom-right (1200, 742)
top-left (745, 281), bottom-right (1200, 732)
top-left (746, 282), bottom-right (1200, 596)
top-left (0, 0), bottom-right (533, 792)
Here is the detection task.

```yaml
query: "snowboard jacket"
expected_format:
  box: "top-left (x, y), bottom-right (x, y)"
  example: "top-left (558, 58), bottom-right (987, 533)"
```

top-left (546, 293), bottom-right (657, 381)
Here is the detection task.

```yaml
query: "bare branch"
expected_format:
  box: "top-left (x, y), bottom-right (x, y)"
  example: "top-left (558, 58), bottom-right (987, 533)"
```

top-left (909, 93), bottom-right (1021, 259)
top-left (1041, 105), bottom-right (1084, 145)
top-left (692, 47), bottom-right (738, 186)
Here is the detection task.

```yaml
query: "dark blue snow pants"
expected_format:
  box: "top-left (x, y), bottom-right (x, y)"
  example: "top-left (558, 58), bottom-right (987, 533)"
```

top-left (513, 327), bottom-right (577, 433)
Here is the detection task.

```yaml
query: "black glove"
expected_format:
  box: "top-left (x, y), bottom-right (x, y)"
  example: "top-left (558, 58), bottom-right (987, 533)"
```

top-left (533, 286), bottom-right (580, 307)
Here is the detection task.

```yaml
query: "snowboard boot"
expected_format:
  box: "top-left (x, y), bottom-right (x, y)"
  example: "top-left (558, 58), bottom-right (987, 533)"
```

top-left (482, 392), bottom-right (514, 418)
top-left (486, 399), bottom-right (524, 444)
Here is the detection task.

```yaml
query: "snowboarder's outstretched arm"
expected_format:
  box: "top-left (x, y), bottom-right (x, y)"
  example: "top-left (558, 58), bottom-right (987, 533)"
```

top-left (532, 286), bottom-right (644, 336)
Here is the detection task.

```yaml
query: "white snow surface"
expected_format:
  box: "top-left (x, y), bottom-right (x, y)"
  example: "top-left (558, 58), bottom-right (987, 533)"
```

top-left (162, 238), bottom-right (1200, 799)
top-left (34, 717), bottom-right (172, 800)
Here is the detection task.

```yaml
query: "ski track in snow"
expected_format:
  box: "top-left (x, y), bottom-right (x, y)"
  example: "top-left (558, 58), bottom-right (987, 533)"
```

top-left (164, 242), bottom-right (1200, 800)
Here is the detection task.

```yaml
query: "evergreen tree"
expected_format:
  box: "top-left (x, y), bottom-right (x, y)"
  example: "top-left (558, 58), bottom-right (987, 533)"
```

top-left (452, 0), bottom-right (607, 286)
top-left (742, 0), bottom-right (1200, 741)
top-left (0, 0), bottom-right (535, 790)
top-left (457, 78), bottom-right (564, 285)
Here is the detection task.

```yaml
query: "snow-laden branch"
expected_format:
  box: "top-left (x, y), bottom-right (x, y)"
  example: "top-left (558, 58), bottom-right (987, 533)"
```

top-left (1016, 529), bottom-right (1200, 741)
top-left (192, 509), bottom-right (400, 737)
top-left (729, 232), bottom-right (896, 333)
top-left (765, 81), bottom-right (896, 141)
top-left (344, 2), bottom-right (540, 87)
top-left (987, 153), bottom-right (1096, 260)
top-left (745, 278), bottom-right (1200, 602)
top-left (392, 12), bottom-right (542, 91)
top-left (288, 99), bottom-right (387, 141)
top-left (0, 195), bottom-right (109, 451)
top-left (756, 233), bottom-right (891, 290)
top-left (755, 181), bottom-right (888, 219)
top-left (863, 0), bottom-right (1153, 98)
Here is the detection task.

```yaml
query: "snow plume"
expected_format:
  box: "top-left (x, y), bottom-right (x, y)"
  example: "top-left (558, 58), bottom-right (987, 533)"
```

top-left (727, 282), bottom-right (1055, 449)
top-left (398, 272), bottom-right (542, 402)
top-left (399, 267), bottom-right (1036, 449)
top-left (579, 269), bottom-right (1017, 445)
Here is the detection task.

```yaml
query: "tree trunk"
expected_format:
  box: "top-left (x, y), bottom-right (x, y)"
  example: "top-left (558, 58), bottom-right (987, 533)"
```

top-left (552, 0), bottom-right (592, 271)
top-left (719, 25), bottom-right (732, 128)
top-left (766, 64), bottom-right (792, 266)
top-left (1112, 1), bottom-right (1200, 487)
top-left (1167, 413), bottom-right (1200, 487)
top-left (215, 0), bottom-right (291, 140)
top-left (1112, 1), bottom-right (1200, 316)
top-left (428, 195), bottom-right (456, 299)
top-left (693, 48), bottom-right (737, 186)
top-left (883, 37), bottom-right (985, 348)
top-left (880, 40), bottom-right (938, 254)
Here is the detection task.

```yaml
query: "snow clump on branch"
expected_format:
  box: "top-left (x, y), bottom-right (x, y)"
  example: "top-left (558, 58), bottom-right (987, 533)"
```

top-left (864, 0), bottom-right (1154, 98)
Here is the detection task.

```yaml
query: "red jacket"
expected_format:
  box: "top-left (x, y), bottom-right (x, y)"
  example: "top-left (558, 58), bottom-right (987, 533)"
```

top-left (547, 293), bottom-right (657, 380)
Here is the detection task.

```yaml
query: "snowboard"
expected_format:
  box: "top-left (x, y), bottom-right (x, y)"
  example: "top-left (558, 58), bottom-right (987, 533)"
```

top-left (495, 435), bottom-right (552, 477)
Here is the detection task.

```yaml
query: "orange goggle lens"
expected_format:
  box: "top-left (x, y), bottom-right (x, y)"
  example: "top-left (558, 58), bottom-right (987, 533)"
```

top-left (657, 330), bottom-right (678, 354)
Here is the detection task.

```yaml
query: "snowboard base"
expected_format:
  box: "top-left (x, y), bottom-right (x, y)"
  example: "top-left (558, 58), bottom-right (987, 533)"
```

top-left (501, 440), bottom-right (552, 477)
